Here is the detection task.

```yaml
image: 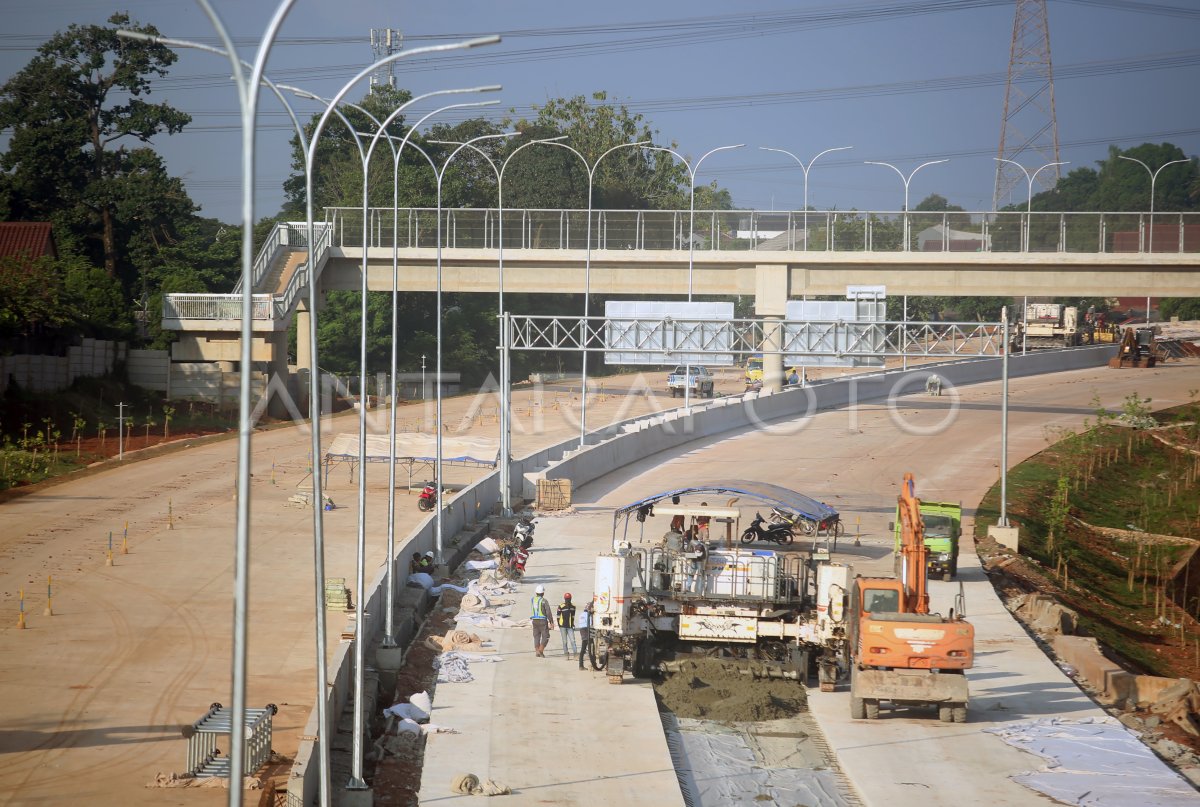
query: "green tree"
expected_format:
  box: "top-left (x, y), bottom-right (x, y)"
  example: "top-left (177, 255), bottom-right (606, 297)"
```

top-left (62, 257), bottom-right (132, 339)
top-left (1091, 143), bottom-right (1198, 212)
top-left (1046, 476), bottom-right (1070, 555)
top-left (0, 255), bottom-right (70, 338)
top-left (135, 216), bottom-right (242, 347)
top-left (509, 92), bottom-right (690, 209)
top-left (282, 85), bottom-right (416, 215)
top-left (1159, 298), bottom-right (1200, 320)
top-left (0, 13), bottom-right (191, 280)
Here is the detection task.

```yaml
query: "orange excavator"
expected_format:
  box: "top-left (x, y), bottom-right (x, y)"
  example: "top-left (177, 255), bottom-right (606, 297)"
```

top-left (847, 473), bottom-right (975, 722)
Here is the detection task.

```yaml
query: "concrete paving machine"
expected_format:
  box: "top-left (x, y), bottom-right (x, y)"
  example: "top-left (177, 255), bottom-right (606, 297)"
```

top-left (1015, 303), bottom-right (1086, 350)
top-left (848, 473), bottom-right (975, 722)
top-left (594, 483), bottom-right (851, 688)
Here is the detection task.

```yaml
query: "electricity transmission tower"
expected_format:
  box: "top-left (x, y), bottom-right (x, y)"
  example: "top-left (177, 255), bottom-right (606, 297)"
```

top-left (369, 28), bottom-right (404, 92)
top-left (993, 0), bottom-right (1061, 209)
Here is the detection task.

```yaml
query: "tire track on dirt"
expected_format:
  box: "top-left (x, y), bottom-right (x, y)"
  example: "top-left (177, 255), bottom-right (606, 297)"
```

top-left (0, 571), bottom-right (210, 797)
top-left (0, 580), bottom-right (135, 791)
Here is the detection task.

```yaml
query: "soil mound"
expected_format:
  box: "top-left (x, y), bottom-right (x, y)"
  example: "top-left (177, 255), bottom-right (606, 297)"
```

top-left (654, 658), bottom-right (807, 722)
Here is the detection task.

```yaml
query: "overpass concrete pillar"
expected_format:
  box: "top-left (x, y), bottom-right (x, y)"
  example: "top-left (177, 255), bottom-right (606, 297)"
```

top-left (268, 332), bottom-right (291, 418)
top-left (761, 318), bottom-right (785, 392)
top-left (295, 303), bottom-right (312, 375)
top-left (754, 264), bottom-right (789, 393)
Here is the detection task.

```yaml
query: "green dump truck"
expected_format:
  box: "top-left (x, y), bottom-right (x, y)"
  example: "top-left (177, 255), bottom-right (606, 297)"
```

top-left (891, 501), bottom-right (961, 582)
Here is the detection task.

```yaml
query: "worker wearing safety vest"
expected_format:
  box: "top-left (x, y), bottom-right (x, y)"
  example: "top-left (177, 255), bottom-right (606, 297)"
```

top-left (531, 584), bottom-right (553, 657)
top-left (556, 593), bottom-right (577, 660)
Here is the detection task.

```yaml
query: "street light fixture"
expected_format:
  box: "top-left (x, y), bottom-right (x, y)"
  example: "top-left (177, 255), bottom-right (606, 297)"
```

top-left (290, 90), bottom-right (502, 793)
top-left (1118, 154), bottom-right (1189, 255)
top-left (760, 146), bottom-right (852, 250)
top-left (993, 158), bottom-right (1068, 251)
top-left (864, 159), bottom-right (950, 251)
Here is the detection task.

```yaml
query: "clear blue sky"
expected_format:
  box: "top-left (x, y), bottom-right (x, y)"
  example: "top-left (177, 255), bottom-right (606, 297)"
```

top-left (2, 0), bottom-right (1197, 223)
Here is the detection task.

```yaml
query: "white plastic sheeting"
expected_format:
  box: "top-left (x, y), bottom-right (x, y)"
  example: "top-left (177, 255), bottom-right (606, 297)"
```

top-left (985, 717), bottom-right (1200, 806)
top-left (434, 650), bottom-right (504, 684)
top-left (405, 572), bottom-right (469, 595)
top-left (666, 716), bottom-right (852, 807)
top-left (325, 432), bottom-right (499, 466)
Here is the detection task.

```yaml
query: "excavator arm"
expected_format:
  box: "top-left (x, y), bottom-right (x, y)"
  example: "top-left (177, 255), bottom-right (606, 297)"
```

top-left (897, 472), bottom-right (930, 615)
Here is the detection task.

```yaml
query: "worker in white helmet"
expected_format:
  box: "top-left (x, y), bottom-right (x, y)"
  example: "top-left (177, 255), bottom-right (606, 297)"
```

top-left (530, 584), bottom-right (553, 657)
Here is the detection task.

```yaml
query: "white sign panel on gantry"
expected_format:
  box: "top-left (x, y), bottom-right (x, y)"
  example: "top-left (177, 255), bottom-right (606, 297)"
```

top-left (784, 300), bottom-right (886, 367)
top-left (604, 301), bottom-right (736, 366)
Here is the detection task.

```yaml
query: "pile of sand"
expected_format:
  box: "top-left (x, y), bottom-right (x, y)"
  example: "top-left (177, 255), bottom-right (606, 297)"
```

top-left (654, 658), bottom-right (807, 722)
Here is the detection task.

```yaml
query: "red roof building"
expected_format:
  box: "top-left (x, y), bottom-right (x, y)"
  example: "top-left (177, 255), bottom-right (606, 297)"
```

top-left (0, 222), bottom-right (57, 261)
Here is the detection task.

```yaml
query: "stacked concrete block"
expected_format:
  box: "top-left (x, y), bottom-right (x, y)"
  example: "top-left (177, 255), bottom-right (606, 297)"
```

top-left (169, 362), bottom-right (223, 403)
top-left (127, 349), bottom-right (169, 392)
top-left (0, 354), bottom-right (69, 392)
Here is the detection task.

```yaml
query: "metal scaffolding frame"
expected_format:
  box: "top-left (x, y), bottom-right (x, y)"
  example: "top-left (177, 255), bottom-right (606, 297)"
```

top-left (504, 315), bottom-right (1005, 358)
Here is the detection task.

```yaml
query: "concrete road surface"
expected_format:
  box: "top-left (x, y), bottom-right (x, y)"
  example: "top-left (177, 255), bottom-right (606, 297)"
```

top-left (419, 360), bottom-right (1200, 806)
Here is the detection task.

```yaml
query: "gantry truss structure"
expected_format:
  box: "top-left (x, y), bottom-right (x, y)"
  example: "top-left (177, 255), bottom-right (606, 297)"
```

top-left (503, 314), bottom-right (1006, 359)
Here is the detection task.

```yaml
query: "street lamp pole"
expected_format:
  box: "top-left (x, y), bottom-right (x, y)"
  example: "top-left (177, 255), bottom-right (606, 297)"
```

top-left (432, 132), bottom-right (521, 561)
top-left (760, 146), bottom-right (852, 250)
top-left (1000, 306), bottom-right (1010, 528)
top-left (643, 143), bottom-right (744, 297)
top-left (333, 98), bottom-right (502, 652)
top-left (124, 3), bottom-right (297, 797)
top-left (282, 37), bottom-right (499, 796)
top-left (993, 158), bottom-right (1068, 251)
top-left (864, 159), bottom-right (949, 251)
top-left (1118, 155), bottom-right (1188, 255)
top-left (123, 10), bottom-right (496, 803)
top-left (534, 140), bottom-right (653, 447)
top-left (642, 143), bottom-right (744, 412)
top-left (428, 135), bottom-right (568, 514)
top-left (347, 100), bottom-right (499, 660)
top-left (116, 38), bottom-right (342, 802)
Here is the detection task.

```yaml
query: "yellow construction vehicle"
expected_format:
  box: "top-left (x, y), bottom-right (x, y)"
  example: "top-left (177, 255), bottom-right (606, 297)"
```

top-left (1109, 326), bottom-right (1159, 368)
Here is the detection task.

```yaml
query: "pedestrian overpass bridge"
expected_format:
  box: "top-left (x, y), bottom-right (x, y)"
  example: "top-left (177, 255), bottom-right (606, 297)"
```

top-left (161, 206), bottom-right (1200, 372)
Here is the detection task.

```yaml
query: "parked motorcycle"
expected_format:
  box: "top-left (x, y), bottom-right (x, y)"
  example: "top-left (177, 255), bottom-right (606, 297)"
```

top-left (499, 543), bottom-right (530, 580)
top-left (770, 506), bottom-right (816, 536)
top-left (514, 517), bottom-right (537, 549)
top-left (417, 482), bottom-right (438, 512)
top-left (741, 512), bottom-right (794, 545)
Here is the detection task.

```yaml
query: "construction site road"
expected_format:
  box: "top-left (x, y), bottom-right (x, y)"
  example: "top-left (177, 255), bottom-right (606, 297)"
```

top-left (0, 371), bottom-right (724, 807)
top-left (419, 359), bottom-right (1200, 806)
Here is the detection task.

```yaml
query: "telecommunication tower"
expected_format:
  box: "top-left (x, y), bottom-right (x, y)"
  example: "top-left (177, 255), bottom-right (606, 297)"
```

top-left (993, 0), bottom-right (1061, 209)
top-left (369, 28), bottom-right (404, 92)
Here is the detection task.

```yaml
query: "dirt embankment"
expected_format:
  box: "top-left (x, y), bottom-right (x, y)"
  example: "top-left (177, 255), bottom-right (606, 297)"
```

top-left (653, 658), bottom-right (807, 722)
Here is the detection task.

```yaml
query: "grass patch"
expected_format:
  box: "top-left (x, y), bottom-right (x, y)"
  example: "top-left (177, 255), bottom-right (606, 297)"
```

top-left (975, 395), bottom-right (1200, 679)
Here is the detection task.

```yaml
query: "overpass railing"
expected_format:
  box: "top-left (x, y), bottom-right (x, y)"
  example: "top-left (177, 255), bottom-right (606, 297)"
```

top-left (175, 223), bottom-right (333, 330)
top-left (163, 293), bottom-right (274, 322)
top-left (273, 223), bottom-right (332, 319)
top-left (324, 207), bottom-right (1200, 254)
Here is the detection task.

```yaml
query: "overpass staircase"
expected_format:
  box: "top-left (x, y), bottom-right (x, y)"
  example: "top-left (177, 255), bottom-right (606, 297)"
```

top-left (163, 222), bottom-right (331, 335)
